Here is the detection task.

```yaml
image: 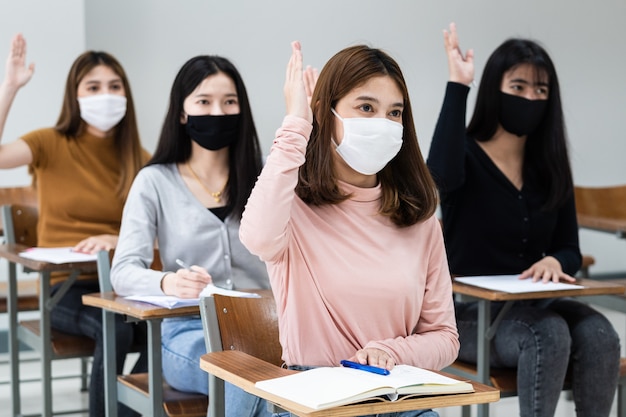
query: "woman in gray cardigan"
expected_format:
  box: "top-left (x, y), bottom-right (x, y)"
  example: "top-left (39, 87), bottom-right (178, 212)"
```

top-left (110, 55), bottom-right (270, 417)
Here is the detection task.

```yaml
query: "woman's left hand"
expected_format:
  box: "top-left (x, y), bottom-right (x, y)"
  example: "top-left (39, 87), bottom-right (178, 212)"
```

top-left (284, 41), bottom-right (312, 123)
top-left (73, 234), bottom-right (118, 254)
top-left (348, 347), bottom-right (396, 371)
top-left (519, 256), bottom-right (576, 283)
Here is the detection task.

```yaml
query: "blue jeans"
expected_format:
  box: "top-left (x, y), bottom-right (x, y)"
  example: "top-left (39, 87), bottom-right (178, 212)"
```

top-left (272, 366), bottom-right (439, 417)
top-left (162, 316), bottom-right (271, 417)
top-left (50, 280), bottom-right (147, 417)
top-left (455, 297), bottom-right (620, 417)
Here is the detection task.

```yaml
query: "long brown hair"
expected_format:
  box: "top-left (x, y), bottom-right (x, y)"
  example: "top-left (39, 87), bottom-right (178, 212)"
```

top-left (297, 45), bottom-right (438, 227)
top-left (54, 51), bottom-right (144, 200)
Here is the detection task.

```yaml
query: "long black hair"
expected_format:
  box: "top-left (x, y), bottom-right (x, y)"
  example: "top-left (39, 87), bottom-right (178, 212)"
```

top-left (467, 39), bottom-right (573, 211)
top-left (148, 56), bottom-right (263, 218)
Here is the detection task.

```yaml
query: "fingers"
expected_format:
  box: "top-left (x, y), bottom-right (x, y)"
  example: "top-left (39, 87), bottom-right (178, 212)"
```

top-left (352, 348), bottom-right (396, 371)
top-left (519, 265), bottom-right (576, 284)
top-left (73, 238), bottom-right (113, 254)
top-left (303, 65), bottom-right (319, 100)
top-left (174, 268), bottom-right (212, 297)
top-left (284, 40), bottom-right (313, 123)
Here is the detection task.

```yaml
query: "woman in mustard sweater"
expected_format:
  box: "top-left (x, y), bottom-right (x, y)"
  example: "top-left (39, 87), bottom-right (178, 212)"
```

top-left (0, 33), bottom-right (149, 417)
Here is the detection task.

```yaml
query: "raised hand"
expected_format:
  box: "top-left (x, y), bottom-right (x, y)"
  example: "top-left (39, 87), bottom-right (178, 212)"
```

top-left (3, 33), bottom-right (35, 90)
top-left (443, 22), bottom-right (474, 86)
top-left (284, 41), bottom-right (312, 123)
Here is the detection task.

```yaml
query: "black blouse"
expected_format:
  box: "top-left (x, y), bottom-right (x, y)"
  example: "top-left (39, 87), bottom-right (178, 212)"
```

top-left (426, 82), bottom-right (581, 276)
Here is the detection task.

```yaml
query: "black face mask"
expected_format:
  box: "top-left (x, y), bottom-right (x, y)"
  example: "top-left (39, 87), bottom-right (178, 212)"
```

top-left (185, 114), bottom-right (240, 150)
top-left (499, 92), bottom-right (547, 137)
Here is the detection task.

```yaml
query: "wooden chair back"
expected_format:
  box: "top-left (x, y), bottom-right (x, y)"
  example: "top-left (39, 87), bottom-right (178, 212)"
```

top-left (1, 204), bottom-right (38, 247)
top-left (0, 186), bottom-right (37, 237)
top-left (210, 290), bottom-right (281, 366)
top-left (574, 184), bottom-right (626, 219)
top-left (200, 289), bottom-right (282, 417)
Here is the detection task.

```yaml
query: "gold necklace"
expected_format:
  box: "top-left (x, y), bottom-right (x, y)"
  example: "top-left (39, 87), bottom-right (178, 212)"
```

top-left (187, 163), bottom-right (226, 203)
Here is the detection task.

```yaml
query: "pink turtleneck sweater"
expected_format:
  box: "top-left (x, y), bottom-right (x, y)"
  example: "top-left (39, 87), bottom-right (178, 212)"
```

top-left (240, 115), bottom-right (459, 370)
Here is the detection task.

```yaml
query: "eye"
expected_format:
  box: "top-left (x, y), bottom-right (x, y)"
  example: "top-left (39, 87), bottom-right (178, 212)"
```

top-left (225, 98), bottom-right (239, 106)
top-left (86, 85), bottom-right (99, 92)
top-left (359, 104), bottom-right (374, 113)
top-left (389, 109), bottom-right (402, 118)
top-left (536, 87), bottom-right (549, 96)
top-left (198, 99), bottom-right (210, 105)
top-left (110, 83), bottom-right (123, 91)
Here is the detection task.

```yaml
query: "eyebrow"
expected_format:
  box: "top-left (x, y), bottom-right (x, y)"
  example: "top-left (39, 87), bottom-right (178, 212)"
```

top-left (355, 95), bottom-right (404, 108)
top-left (194, 92), bottom-right (238, 98)
top-left (509, 78), bottom-right (549, 87)
top-left (83, 79), bottom-right (122, 85)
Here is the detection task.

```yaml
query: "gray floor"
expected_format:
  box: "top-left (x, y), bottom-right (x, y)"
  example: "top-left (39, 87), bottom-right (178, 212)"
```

top-left (0, 305), bottom-right (623, 417)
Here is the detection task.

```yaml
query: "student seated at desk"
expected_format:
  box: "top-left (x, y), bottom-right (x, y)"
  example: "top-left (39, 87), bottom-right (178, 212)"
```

top-left (0, 34), bottom-right (150, 417)
top-left (110, 55), bottom-right (271, 417)
top-left (240, 41), bottom-right (459, 417)
top-left (426, 23), bottom-right (620, 417)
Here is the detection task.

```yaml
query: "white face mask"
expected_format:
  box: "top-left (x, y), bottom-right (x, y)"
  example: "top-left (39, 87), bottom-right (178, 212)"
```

top-left (77, 94), bottom-right (127, 132)
top-left (331, 108), bottom-right (403, 175)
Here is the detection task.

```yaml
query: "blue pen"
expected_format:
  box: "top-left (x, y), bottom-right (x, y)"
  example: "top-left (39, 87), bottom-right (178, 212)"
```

top-left (340, 360), bottom-right (390, 376)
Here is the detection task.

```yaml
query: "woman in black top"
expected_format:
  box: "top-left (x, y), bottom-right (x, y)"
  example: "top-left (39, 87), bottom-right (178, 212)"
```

top-left (427, 23), bottom-right (619, 417)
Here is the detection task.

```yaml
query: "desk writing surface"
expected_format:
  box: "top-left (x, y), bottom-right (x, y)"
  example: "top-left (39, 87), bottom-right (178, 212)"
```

top-left (577, 214), bottom-right (626, 235)
top-left (0, 243), bottom-right (98, 273)
top-left (82, 292), bottom-right (199, 320)
top-left (452, 277), bottom-right (625, 302)
top-left (200, 351), bottom-right (500, 417)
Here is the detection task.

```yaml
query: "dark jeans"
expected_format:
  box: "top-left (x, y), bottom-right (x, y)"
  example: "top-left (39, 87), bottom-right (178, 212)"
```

top-left (455, 297), bottom-right (620, 417)
top-left (50, 280), bottom-right (148, 417)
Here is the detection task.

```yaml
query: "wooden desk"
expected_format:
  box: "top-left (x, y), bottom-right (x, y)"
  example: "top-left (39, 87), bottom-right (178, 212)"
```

top-left (200, 350), bottom-right (500, 417)
top-left (0, 243), bottom-right (98, 417)
top-left (82, 292), bottom-right (200, 417)
top-left (449, 277), bottom-right (625, 417)
top-left (577, 214), bottom-right (626, 238)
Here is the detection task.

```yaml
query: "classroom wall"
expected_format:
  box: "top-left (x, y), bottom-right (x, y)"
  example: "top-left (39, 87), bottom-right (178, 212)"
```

top-left (1, 0), bottom-right (625, 273)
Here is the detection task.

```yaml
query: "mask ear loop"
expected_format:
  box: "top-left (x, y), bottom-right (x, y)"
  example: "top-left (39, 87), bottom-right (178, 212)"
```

top-left (330, 108), bottom-right (342, 148)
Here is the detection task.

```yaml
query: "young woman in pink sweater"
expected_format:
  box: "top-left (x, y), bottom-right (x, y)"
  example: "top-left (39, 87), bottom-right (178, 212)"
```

top-left (240, 42), bottom-right (459, 417)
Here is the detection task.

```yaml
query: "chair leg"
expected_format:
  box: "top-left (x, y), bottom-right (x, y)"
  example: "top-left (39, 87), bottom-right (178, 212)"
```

top-left (461, 404), bottom-right (472, 417)
top-left (618, 377), bottom-right (626, 417)
top-left (80, 357), bottom-right (89, 391)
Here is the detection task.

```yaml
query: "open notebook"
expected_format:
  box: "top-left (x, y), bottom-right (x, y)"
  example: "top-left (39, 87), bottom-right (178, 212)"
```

top-left (255, 364), bottom-right (474, 410)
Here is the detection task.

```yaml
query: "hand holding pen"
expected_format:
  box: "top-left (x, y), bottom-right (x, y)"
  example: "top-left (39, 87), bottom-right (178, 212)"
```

top-left (160, 258), bottom-right (212, 298)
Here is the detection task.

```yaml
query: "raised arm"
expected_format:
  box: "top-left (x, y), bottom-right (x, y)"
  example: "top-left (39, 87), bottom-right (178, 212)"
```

top-left (426, 23), bottom-right (475, 193)
top-left (240, 41), bottom-right (313, 262)
top-left (0, 33), bottom-right (35, 168)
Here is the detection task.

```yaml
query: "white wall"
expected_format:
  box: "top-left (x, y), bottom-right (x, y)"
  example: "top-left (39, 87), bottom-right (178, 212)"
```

top-left (1, 0), bottom-right (625, 273)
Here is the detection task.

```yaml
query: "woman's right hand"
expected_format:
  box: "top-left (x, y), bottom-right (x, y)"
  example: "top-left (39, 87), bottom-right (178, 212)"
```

top-left (284, 41), bottom-right (312, 123)
top-left (443, 22), bottom-right (474, 86)
top-left (161, 266), bottom-right (212, 298)
top-left (3, 33), bottom-right (35, 90)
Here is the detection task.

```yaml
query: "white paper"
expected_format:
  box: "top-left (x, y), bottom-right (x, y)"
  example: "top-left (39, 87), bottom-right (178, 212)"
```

top-left (125, 284), bottom-right (260, 309)
top-left (454, 275), bottom-right (583, 293)
top-left (18, 247), bottom-right (98, 264)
